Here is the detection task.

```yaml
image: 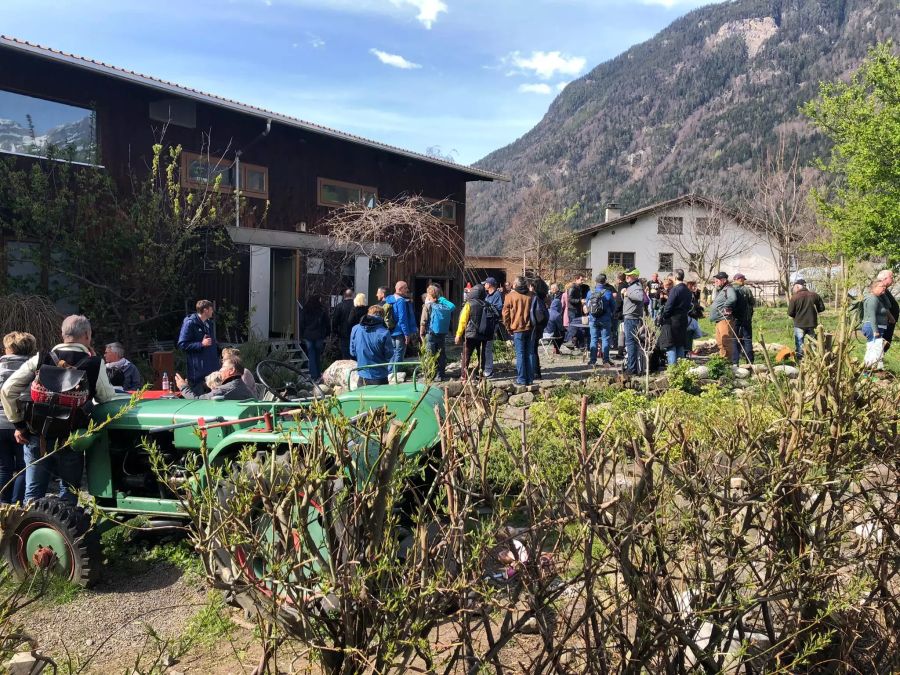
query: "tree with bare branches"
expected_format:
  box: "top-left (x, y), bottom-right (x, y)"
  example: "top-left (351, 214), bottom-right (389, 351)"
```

top-left (747, 134), bottom-right (820, 295)
top-left (504, 185), bottom-right (582, 281)
top-left (656, 197), bottom-right (748, 285)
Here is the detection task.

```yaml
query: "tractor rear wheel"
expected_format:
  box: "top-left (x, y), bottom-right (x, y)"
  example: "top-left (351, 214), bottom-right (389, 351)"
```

top-left (0, 497), bottom-right (101, 587)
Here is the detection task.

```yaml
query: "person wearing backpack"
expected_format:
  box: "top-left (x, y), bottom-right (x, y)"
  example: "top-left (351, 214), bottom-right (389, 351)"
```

top-left (0, 315), bottom-right (116, 505)
top-left (482, 277), bottom-right (504, 378)
top-left (586, 274), bottom-right (615, 367)
top-left (384, 281), bottom-right (416, 374)
top-left (455, 284), bottom-right (494, 381)
top-left (0, 332), bottom-right (36, 504)
top-left (502, 276), bottom-right (535, 386)
top-left (528, 277), bottom-right (550, 379)
top-left (419, 284), bottom-right (456, 381)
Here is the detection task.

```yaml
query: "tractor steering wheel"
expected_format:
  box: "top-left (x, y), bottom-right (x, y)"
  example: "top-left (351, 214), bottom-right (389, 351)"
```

top-left (255, 359), bottom-right (322, 402)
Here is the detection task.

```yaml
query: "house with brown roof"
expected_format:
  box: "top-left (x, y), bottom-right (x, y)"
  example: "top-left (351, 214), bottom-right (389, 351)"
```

top-left (576, 194), bottom-right (784, 293)
top-left (0, 35), bottom-right (507, 340)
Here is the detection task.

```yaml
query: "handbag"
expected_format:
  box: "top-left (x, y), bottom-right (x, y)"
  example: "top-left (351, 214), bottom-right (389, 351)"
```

top-left (863, 338), bottom-right (885, 368)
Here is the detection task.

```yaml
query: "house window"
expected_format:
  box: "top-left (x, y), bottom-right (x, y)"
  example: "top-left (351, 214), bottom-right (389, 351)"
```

top-left (658, 253), bottom-right (674, 273)
top-left (182, 152), bottom-right (235, 190)
top-left (318, 178), bottom-right (377, 208)
top-left (608, 252), bottom-right (635, 269)
top-left (181, 152), bottom-right (269, 198)
top-left (696, 217), bottom-right (721, 236)
top-left (0, 89), bottom-right (97, 164)
top-left (428, 199), bottom-right (457, 224)
top-left (657, 216), bottom-right (684, 235)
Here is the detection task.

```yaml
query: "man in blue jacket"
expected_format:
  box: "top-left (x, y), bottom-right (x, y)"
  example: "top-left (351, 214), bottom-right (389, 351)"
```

top-left (350, 305), bottom-right (395, 385)
top-left (384, 280), bottom-right (416, 374)
top-left (177, 299), bottom-right (218, 395)
top-left (585, 275), bottom-right (615, 367)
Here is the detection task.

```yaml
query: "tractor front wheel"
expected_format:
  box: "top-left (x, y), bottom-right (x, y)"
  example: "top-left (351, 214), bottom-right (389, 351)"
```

top-left (0, 497), bottom-right (101, 587)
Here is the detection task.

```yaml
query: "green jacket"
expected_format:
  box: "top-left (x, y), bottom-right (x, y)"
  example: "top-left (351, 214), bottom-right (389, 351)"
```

top-left (709, 284), bottom-right (737, 323)
top-left (862, 293), bottom-right (894, 331)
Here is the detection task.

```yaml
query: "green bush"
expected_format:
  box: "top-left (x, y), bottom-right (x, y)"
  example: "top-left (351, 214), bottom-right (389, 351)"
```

top-left (705, 354), bottom-right (733, 380)
top-left (666, 359), bottom-right (698, 392)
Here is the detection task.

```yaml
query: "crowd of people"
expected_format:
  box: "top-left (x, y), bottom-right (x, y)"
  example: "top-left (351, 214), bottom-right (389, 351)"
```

top-left (0, 269), bottom-right (893, 508)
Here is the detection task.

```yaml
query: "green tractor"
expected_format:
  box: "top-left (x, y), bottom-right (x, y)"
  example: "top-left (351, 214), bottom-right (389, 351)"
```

top-left (0, 361), bottom-right (444, 590)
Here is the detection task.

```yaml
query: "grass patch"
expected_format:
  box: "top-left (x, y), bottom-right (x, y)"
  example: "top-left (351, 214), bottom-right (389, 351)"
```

top-left (100, 520), bottom-right (203, 582)
top-left (172, 591), bottom-right (235, 658)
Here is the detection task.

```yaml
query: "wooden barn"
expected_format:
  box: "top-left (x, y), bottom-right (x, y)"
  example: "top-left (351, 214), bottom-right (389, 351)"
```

top-left (0, 35), bottom-right (506, 340)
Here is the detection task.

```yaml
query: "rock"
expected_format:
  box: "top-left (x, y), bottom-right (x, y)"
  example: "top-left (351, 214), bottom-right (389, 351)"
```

top-left (773, 365), bottom-right (799, 379)
top-left (513, 384), bottom-right (530, 394)
top-left (652, 376), bottom-right (669, 389)
top-left (161, 652), bottom-right (176, 668)
top-left (509, 392), bottom-right (535, 407)
top-left (168, 671), bottom-right (186, 675)
top-left (317, 383), bottom-right (333, 395)
top-left (538, 379), bottom-right (557, 389)
top-left (322, 359), bottom-right (359, 389)
top-left (520, 616), bottom-right (540, 634)
top-left (7, 653), bottom-right (47, 675)
top-left (492, 390), bottom-right (509, 405)
top-left (730, 477), bottom-right (748, 491)
top-left (529, 384), bottom-right (542, 393)
top-left (751, 363), bottom-right (769, 374)
top-left (333, 385), bottom-right (348, 396)
top-left (85, 638), bottom-right (94, 647)
top-left (688, 365), bottom-right (709, 378)
top-left (442, 381), bottom-right (463, 397)
top-left (733, 367), bottom-right (750, 379)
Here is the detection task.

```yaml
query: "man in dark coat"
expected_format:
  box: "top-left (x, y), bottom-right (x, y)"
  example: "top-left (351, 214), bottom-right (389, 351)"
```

top-left (177, 300), bottom-right (218, 396)
top-left (331, 289), bottom-right (355, 359)
top-left (658, 270), bottom-right (692, 365)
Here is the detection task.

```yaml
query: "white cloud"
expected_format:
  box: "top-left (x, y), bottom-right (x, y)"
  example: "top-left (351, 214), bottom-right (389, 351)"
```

top-left (556, 81), bottom-right (570, 91)
top-left (507, 51), bottom-right (586, 79)
top-left (370, 48), bottom-right (422, 69)
top-left (518, 83), bottom-right (553, 95)
top-left (390, 0), bottom-right (447, 29)
top-left (308, 32), bottom-right (325, 48)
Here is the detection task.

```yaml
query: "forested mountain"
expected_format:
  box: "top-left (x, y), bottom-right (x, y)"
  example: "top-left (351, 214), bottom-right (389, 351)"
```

top-left (466, 0), bottom-right (899, 255)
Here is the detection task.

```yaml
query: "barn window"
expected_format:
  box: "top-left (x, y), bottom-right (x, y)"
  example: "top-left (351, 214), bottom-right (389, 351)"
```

top-left (0, 89), bottom-right (97, 164)
top-left (318, 178), bottom-right (377, 208)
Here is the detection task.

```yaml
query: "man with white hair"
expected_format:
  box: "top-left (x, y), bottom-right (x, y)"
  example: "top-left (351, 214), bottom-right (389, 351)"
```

top-left (104, 342), bottom-right (142, 390)
top-left (876, 269), bottom-right (898, 352)
top-left (0, 315), bottom-right (116, 504)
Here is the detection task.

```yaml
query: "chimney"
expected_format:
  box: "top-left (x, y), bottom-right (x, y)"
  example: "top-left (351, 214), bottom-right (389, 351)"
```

top-left (605, 202), bottom-right (622, 222)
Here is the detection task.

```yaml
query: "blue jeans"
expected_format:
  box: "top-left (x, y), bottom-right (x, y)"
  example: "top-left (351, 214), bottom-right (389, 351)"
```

top-left (304, 338), bottom-right (325, 380)
top-left (649, 298), bottom-right (660, 320)
top-left (589, 320), bottom-right (612, 364)
top-left (390, 336), bottom-right (407, 374)
top-left (483, 339), bottom-right (494, 376)
top-left (0, 428), bottom-right (26, 504)
top-left (425, 333), bottom-right (447, 379)
top-left (24, 436), bottom-right (82, 505)
top-left (861, 322), bottom-right (887, 342)
top-left (513, 331), bottom-right (534, 385)
top-left (794, 327), bottom-right (815, 360)
top-left (666, 346), bottom-right (686, 366)
top-left (733, 323), bottom-right (754, 364)
top-left (623, 317), bottom-right (642, 374)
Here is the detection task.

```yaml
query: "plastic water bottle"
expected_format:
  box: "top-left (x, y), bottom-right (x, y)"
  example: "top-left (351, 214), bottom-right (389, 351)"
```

top-left (161, 371), bottom-right (170, 392)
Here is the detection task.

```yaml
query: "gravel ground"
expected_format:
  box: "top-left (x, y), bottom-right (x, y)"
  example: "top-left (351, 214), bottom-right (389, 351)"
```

top-left (14, 559), bottom-right (261, 674)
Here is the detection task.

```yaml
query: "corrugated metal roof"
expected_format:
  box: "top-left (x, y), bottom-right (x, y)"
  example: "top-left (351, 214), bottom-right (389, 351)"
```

top-left (0, 34), bottom-right (509, 183)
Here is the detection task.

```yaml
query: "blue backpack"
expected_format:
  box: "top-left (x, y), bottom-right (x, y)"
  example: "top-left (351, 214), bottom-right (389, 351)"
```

top-left (429, 301), bottom-right (453, 335)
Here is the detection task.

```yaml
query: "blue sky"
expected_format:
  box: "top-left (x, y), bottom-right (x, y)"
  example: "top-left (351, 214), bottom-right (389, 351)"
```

top-left (3, 0), bottom-right (718, 164)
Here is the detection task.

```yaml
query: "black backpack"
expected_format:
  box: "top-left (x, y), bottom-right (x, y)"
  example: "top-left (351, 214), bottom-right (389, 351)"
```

top-left (587, 291), bottom-right (607, 318)
top-left (24, 350), bottom-right (97, 438)
top-left (477, 302), bottom-right (499, 340)
top-left (530, 295), bottom-right (549, 326)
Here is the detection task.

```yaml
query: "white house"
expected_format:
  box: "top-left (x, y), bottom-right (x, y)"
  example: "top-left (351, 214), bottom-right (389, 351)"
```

top-left (577, 194), bottom-right (781, 290)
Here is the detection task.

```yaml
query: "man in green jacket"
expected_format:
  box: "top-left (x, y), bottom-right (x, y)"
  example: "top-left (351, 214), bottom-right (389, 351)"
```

top-left (710, 272), bottom-right (737, 360)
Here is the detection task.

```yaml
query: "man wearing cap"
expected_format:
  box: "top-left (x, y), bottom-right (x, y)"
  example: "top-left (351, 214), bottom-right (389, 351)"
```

top-left (482, 277), bottom-right (504, 378)
top-left (732, 273), bottom-right (756, 364)
top-left (710, 272), bottom-right (738, 360)
top-left (787, 279), bottom-right (825, 360)
top-left (621, 269), bottom-right (646, 375)
top-left (586, 274), bottom-right (615, 367)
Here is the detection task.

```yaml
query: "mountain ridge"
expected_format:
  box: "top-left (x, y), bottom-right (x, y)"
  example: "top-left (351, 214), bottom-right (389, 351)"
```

top-left (466, 0), bottom-right (899, 255)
